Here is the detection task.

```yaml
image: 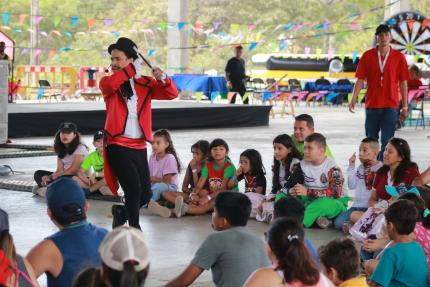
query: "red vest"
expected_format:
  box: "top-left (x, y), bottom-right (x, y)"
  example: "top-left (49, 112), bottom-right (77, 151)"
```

top-left (99, 63), bottom-right (178, 194)
top-left (207, 161), bottom-right (231, 193)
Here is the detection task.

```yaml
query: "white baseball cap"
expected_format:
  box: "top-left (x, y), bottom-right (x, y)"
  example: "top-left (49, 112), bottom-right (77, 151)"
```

top-left (99, 226), bottom-right (149, 272)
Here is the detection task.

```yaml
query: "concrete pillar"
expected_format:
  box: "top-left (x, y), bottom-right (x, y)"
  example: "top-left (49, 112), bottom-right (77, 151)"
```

top-left (167, 0), bottom-right (189, 75)
top-left (385, 0), bottom-right (410, 20)
top-left (30, 0), bottom-right (39, 65)
top-left (0, 61), bottom-right (8, 143)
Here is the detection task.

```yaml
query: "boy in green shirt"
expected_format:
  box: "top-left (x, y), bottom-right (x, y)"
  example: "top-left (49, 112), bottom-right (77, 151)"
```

top-left (76, 130), bottom-right (112, 195)
top-left (293, 114), bottom-right (334, 159)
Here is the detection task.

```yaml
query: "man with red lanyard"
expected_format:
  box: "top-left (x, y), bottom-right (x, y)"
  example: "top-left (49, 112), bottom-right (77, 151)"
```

top-left (349, 24), bottom-right (409, 160)
top-left (100, 37), bottom-right (178, 230)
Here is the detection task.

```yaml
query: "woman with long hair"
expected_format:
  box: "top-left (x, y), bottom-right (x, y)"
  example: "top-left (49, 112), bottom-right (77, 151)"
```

top-left (368, 137), bottom-right (419, 206)
top-left (0, 209), bottom-right (39, 287)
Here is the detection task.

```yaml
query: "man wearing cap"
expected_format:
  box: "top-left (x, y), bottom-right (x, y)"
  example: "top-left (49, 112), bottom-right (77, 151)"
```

top-left (100, 37), bottom-right (178, 229)
top-left (349, 24), bottom-right (409, 160)
top-left (27, 178), bottom-right (108, 287)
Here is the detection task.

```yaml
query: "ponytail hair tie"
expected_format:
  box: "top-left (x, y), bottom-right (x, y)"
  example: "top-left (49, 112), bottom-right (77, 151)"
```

top-left (423, 208), bottom-right (430, 219)
top-left (287, 234), bottom-right (299, 242)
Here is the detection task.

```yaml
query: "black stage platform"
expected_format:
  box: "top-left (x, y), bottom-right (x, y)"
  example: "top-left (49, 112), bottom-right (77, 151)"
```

top-left (8, 101), bottom-right (272, 138)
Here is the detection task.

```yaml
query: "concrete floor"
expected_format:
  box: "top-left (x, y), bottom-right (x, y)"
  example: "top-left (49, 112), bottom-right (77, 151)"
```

top-left (1, 104), bottom-right (430, 286)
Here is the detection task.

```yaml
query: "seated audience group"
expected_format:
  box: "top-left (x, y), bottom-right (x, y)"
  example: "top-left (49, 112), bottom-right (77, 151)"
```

top-left (1, 112), bottom-right (429, 287)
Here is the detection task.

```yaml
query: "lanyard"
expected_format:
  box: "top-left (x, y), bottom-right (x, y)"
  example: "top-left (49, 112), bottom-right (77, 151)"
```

top-left (378, 47), bottom-right (390, 87)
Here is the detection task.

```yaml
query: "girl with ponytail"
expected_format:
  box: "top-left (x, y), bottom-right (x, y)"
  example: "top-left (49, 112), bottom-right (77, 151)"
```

top-left (244, 218), bottom-right (333, 287)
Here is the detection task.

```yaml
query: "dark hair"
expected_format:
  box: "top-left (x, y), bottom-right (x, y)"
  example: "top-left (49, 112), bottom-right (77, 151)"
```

top-left (409, 64), bottom-right (421, 76)
top-left (416, 186), bottom-right (430, 228)
top-left (153, 129), bottom-right (181, 172)
top-left (73, 267), bottom-right (104, 287)
top-left (272, 134), bottom-right (302, 193)
top-left (215, 192), bottom-right (251, 226)
top-left (385, 199), bottom-right (418, 235)
top-left (240, 149), bottom-right (266, 176)
top-left (361, 137), bottom-right (379, 145)
top-left (54, 129), bottom-right (85, 159)
top-left (318, 238), bottom-right (360, 281)
top-left (274, 197), bottom-right (305, 222)
top-left (295, 114), bottom-right (314, 129)
top-left (267, 218), bottom-right (319, 285)
top-left (235, 46), bottom-right (243, 51)
top-left (102, 262), bottom-right (149, 287)
top-left (208, 138), bottom-right (230, 161)
top-left (304, 133), bottom-right (326, 150)
top-left (377, 138), bottom-right (418, 185)
top-left (191, 140), bottom-right (210, 159)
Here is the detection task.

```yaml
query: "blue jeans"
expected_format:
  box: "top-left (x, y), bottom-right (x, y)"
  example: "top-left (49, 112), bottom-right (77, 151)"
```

top-left (150, 183), bottom-right (178, 201)
top-left (365, 108), bottom-right (398, 161)
top-left (334, 207), bottom-right (367, 230)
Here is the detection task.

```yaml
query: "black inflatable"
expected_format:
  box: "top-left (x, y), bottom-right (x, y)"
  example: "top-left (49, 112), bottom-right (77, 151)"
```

top-left (266, 56), bottom-right (359, 72)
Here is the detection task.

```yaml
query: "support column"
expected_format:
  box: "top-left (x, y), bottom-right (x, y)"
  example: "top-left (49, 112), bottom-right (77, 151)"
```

top-left (0, 61), bottom-right (8, 143)
top-left (385, 0), bottom-right (410, 20)
top-left (30, 0), bottom-right (39, 65)
top-left (167, 0), bottom-right (189, 75)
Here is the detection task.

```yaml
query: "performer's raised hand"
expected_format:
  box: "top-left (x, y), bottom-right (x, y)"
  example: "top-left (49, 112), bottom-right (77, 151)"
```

top-left (152, 67), bottom-right (167, 82)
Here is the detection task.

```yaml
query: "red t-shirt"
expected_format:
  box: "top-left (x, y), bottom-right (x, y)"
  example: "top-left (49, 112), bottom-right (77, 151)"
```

top-left (355, 47), bottom-right (409, 108)
top-left (408, 79), bottom-right (423, 91)
top-left (373, 165), bottom-right (420, 200)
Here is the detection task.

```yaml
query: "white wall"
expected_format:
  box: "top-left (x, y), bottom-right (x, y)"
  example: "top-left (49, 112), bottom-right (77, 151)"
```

top-left (0, 61), bottom-right (8, 143)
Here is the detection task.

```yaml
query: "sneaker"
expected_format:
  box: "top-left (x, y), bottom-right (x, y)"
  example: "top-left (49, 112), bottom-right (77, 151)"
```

top-left (99, 186), bottom-right (113, 196)
top-left (31, 185), bottom-right (39, 195)
top-left (35, 187), bottom-right (47, 197)
top-left (111, 204), bottom-right (127, 228)
top-left (148, 201), bottom-right (172, 218)
top-left (316, 216), bottom-right (331, 229)
top-left (173, 196), bottom-right (187, 218)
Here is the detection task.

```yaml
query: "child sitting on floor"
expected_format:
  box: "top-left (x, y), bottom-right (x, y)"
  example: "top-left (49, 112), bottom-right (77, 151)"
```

top-left (150, 138), bottom-right (237, 218)
top-left (282, 133), bottom-right (348, 228)
top-left (370, 199), bottom-right (429, 287)
top-left (334, 137), bottom-right (382, 232)
top-left (148, 129), bottom-right (181, 202)
top-left (75, 130), bottom-right (112, 196)
top-left (149, 140), bottom-right (209, 217)
top-left (166, 192), bottom-right (270, 287)
top-left (33, 122), bottom-right (88, 196)
top-left (257, 134), bottom-right (302, 222)
top-left (319, 238), bottom-right (368, 287)
top-left (274, 197), bottom-right (319, 266)
top-left (234, 149), bottom-right (267, 218)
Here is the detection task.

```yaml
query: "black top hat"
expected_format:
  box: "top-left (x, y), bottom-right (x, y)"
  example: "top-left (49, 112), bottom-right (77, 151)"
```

top-left (108, 37), bottom-right (138, 60)
top-left (375, 24), bottom-right (391, 35)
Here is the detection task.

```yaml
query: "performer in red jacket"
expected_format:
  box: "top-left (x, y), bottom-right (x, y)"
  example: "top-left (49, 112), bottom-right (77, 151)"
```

top-left (100, 37), bottom-right (178, 229)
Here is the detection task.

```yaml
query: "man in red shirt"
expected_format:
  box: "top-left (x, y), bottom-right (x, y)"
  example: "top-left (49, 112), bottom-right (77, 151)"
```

top-left (349, 24), bottom-right (409, 160)
top-left (100, 37), bottom-right (178, 230)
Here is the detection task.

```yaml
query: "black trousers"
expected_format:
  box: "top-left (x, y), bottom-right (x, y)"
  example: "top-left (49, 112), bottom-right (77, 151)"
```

top-left (106, 144), bottom-right (152, 229)
top-left (34, 170), bottom-right (53, 187)
top-left (230, 81), bottom-right (248, 104)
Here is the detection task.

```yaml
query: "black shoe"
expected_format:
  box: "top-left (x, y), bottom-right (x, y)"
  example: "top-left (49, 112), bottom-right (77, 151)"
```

top-left (111, 204), bottom-right (127, 229)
